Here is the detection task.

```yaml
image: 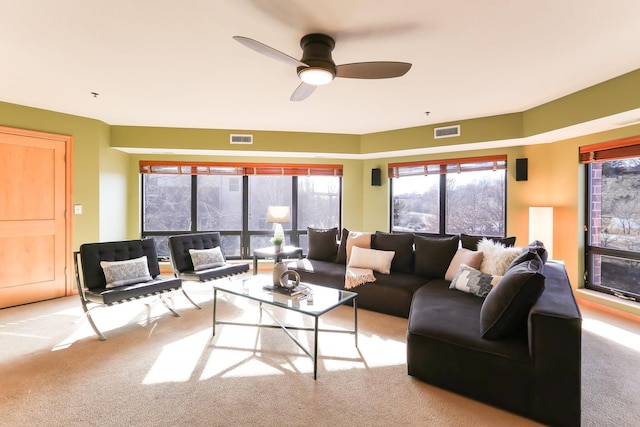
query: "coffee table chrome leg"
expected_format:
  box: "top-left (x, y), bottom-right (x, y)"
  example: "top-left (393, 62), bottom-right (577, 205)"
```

top-left (212, 288), bottom-right (217, 336)
top-left (314, 316), bottom-right (319, 380)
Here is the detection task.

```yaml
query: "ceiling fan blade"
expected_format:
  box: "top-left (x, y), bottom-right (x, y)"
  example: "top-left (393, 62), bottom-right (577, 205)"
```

top-left (233, 36), bottom-right (307, 67)
top-left (290, 82), bottom-right (316, 101)
top-left (335, 62), bottom-right (412, 79)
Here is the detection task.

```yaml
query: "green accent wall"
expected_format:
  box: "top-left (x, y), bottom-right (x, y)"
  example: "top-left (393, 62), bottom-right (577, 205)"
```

top-left (3, 66), bottom-right (640, 316)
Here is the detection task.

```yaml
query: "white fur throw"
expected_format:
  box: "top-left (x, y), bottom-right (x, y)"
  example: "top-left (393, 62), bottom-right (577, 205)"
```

top-left (477, 238), bottom-right (521, 276)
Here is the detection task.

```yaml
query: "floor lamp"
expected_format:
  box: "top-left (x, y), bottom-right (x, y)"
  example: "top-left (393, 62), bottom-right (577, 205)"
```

top-left (529, 206), bottom-right (554, 259)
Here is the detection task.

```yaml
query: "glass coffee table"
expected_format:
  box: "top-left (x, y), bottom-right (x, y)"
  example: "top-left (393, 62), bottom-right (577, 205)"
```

top-left (212, 275), bottom-right (358, 379)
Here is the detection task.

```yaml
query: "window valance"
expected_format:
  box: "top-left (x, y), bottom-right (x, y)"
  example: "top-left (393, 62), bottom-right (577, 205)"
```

top-left (388, 155), bottom-right (507, 178)
top-left (139, 161), bottom-right (343, 177)
top-left (579, 135), bottom-right (640, 163)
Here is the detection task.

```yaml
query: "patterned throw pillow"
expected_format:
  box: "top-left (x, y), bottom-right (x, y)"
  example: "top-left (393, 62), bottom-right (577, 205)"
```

top-left (189, 247), bottom-right (226, 271)
top-left (100, 256), bottom-right (152, 289)
top-left (449, 264), bottom-right (502, 298)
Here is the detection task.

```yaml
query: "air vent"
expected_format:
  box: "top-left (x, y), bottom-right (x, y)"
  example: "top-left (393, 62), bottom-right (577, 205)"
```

top-left (230, 134), bottom-right (253, 144)
top-left (434, 125), bottom-right (460, 139)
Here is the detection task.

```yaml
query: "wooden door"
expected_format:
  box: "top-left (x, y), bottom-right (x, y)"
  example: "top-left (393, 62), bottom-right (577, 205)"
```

top-left (0, 126), bottom-right (72, 309)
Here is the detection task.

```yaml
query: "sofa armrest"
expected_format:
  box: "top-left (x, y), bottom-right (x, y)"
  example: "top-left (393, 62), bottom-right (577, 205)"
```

top-left (528, 261), bottom-right (582, 426)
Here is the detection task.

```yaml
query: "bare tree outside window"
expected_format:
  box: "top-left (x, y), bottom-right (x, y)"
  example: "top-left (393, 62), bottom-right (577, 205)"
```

top-left (588, 158), bottom-right (640, 299)
top-left (391, 168), bottom-right (505, 235)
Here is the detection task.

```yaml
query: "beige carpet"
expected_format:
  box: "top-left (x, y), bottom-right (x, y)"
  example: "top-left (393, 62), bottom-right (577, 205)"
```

top-left (0, 279), bottom-right (639, 426)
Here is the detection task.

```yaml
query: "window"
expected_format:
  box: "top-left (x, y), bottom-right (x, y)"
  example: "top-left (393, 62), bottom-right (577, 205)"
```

top-left (140, 161), bottom-right (342, 259)
top-left (389, 156), bottom-right (507, 236)
top-left (582, 136), bottom-right (640, 301)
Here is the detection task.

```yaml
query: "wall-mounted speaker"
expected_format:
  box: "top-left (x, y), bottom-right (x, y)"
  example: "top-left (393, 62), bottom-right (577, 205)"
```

top-left (516, 158), bottom-right (528, 181)
top-left (371, 168), bottom-right (382, 186)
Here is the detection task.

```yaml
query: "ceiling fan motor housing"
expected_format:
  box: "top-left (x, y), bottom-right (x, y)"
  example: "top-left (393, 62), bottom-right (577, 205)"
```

top-left (297, 33), bottom-right (337, 78)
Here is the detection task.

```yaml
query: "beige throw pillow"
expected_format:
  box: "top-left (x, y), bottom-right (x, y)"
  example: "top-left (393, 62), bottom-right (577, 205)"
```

top-left (348, 246), bottom-right (395, 274)
top-left (445, 248), bottom-right (484, 281)
top-left (346, 231), bottom-right (372, 264)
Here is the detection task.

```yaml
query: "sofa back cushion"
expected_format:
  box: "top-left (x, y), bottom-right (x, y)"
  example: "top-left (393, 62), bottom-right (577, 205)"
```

top-left (307, 227), bottom-right (338, 262)
top-left (414, 235), bottom-right (460, 279)
top-left (480, 255), bottom-right (545, 340)
top-left (335, 228), bottom-right (350, 264)
top-left (373, 231), bottom-right (414, 274)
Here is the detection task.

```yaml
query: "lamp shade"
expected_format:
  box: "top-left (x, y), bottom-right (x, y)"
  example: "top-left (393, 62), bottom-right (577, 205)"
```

top-left (267, 206), bottom-right (290, 223)
top-left (529, 206), bottom-right (553, 259)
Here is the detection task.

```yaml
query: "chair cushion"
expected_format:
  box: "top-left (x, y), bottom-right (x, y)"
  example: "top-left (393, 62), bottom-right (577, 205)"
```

top-left (168, 232), bottom-right (224, 273)
top-left (80, 239), bottom-right (160, 291)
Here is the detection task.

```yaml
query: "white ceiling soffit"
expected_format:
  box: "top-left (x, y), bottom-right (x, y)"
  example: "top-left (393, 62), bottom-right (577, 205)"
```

top-left (115, 107), bottom-right (640, 159)
top-left (1, 1), bottom-right (640, 137)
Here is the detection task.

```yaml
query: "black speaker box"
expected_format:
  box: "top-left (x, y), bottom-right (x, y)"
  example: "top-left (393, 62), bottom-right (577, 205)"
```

top-left (516, 158), bottom-right (528, 181)
top-left (371, 168), bottom-right (382, 186)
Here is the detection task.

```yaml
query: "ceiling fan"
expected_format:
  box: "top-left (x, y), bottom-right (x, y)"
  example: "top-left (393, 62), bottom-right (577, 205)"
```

top-left (233, 33), bottom-right (412, 101)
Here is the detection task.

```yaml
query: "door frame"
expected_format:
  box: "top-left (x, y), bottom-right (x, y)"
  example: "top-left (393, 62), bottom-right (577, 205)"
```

top-left (0, 125), bottom-right (73, 296)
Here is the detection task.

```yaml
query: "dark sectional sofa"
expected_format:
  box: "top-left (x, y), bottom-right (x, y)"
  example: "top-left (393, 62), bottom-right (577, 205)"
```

top-left (288, 228), bottom-right (582, 426)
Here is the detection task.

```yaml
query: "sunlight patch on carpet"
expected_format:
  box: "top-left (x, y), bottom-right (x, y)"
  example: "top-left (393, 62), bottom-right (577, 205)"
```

top-left (143, 329), bottom-right (211, 384)
top-left (583, 318), bottom-right (640, 352)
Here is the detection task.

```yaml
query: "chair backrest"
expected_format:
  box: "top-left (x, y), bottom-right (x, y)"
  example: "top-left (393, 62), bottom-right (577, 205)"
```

top-left (79, 239), bottom-right (160, 290)
top-left (168, 232), bottom-right (224, 273)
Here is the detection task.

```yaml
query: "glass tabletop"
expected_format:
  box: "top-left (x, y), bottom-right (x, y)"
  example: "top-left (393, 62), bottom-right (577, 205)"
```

top-left (213, 275), bottom-right (357, 316)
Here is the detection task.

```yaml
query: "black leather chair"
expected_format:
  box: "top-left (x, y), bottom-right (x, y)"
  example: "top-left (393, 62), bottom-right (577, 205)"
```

top-left (75, 238), bottom-right (187, 340)
top-left (168, 232), bottom-right (249, 308)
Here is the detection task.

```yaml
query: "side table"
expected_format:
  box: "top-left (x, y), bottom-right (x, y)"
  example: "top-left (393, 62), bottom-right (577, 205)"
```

top-left (253, 245), bottom-right (304, 275)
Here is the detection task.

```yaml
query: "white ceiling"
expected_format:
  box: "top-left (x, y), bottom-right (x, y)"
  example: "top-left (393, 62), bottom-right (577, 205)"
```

top-left (2, 0), bottom-right (640, 136)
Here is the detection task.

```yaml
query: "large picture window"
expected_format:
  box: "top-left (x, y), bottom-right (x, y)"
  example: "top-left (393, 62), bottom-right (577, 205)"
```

top-left (140, 161), bottom-right (342, 259)
top-left (582, 136), bottom-right (640, 302)
top-left (389, 156), bottom-right (507, 236)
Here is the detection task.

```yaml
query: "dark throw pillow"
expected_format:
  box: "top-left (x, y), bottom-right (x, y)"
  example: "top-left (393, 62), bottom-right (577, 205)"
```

top-left (307, 227), bottom-right (338, 262)
top-left (414, 235), bottom-right (460, 279)
top-left (461, 233), bottom-right (516, 250)
top-left (373, 231), bottom-right (414, 274)
top-left (507, 240), bottom-right (548, 271)
top-left (480, 256), bottom-right (545, 340)
top-left (335, 228), bottom-right (350, 264)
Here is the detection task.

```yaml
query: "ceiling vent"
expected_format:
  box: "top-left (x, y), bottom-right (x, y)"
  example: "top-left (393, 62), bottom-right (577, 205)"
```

top-left (434, 125), bottom-right (460, 139)
top-left (230, 134), bottom-right (253, 144)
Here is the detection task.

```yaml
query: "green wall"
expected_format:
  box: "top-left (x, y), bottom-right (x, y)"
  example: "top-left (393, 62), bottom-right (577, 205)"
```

top-left (3, 66), bottom-right (640, 316)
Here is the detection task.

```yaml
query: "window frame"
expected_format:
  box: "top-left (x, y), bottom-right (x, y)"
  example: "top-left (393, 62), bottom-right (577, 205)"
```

top-left (140, 161), bottom-right (342, 260)
top-left (582, 136), bottom-right (640, 302)
top-left (388, 155), bottom-right (508, 237)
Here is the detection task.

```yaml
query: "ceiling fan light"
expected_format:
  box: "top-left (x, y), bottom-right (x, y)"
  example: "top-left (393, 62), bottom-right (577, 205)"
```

top-left (299, 67), bottom-right (334, 85)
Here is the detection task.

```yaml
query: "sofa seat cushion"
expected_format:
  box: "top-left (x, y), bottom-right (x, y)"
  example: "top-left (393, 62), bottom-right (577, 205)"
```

top-left (85, 277), bottom-right (182, 305)
top-left (287, 259), bottom-right (346, 290)
top-left (407, 281), bottom-right (533, 415)
top-left (409, 281), bottom-right (530, 361)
